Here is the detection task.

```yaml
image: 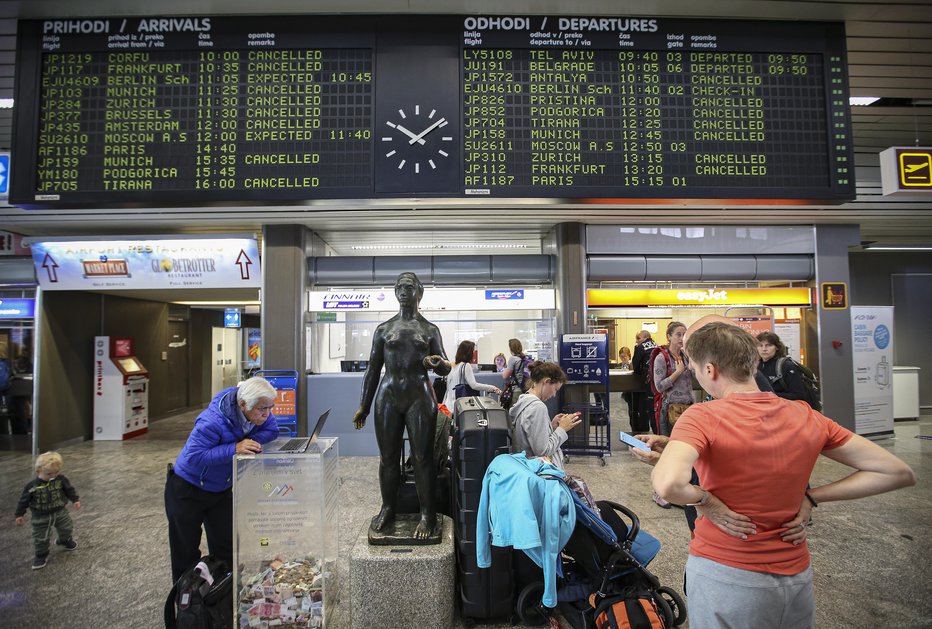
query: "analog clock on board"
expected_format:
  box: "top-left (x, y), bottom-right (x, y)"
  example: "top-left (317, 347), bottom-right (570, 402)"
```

top-left (381, 105), bottom-right (454, 174)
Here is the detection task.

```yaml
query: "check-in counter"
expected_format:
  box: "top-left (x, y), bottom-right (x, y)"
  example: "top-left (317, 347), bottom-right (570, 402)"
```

top-left (609, 369), bottom-right (648, 393)
top-left (309, 370), bottom-right (512, 456)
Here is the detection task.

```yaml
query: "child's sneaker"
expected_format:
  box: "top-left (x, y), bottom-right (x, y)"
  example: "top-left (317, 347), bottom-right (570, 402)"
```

top-left (32, 555), bottom-right (48, 570)
top-left (56, 538), bottom-right (77, 551)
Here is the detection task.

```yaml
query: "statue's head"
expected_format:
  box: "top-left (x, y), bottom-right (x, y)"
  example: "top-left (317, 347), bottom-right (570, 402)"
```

top-left (395, 272), bottom-right (424, 305)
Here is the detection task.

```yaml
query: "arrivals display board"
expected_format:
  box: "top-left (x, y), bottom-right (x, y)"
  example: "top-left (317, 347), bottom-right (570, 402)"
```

top-left (11, 15), bottom-right (854, 206)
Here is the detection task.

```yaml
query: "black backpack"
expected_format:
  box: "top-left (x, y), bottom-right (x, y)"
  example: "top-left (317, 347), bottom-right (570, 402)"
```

top-left (775, 357), bottom-right (823, 411)
top-left (633, 340), bottom-right (657, 387)
top-left (432, 375), bottom-right (447, 404)
top-left (164, 555), bottom-right (233, 629)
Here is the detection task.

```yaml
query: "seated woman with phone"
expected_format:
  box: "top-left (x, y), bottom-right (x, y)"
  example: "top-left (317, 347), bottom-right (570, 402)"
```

top-left (508, 361), bottom-right (581, 470)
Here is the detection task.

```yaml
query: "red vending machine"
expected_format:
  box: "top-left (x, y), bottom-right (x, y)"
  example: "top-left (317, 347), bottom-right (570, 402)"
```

top-left (93, 336), bottom-right (149, 440)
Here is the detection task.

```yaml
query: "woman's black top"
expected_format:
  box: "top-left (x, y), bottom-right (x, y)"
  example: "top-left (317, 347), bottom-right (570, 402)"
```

top-left (758, 356), bottom-right (807, 401)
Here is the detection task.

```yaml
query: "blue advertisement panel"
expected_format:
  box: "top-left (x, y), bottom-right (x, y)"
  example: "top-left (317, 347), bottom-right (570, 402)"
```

top-left (559, 334), bottom-right (609, 385)
top-left (245, 328), bottom-right (261, 369)
top-left (0, 298), bottom-right (35, 319)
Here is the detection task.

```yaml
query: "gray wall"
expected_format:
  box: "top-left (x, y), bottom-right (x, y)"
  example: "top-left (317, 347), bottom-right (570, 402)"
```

top-left (36, 292), bottom-right (233, 450)
top-left (263, 225), bottom-right (313, 433)
top-left (36, 292), bottom-right (103, 449)
top-left (813, 225), bottom-right (859, 430)
top-left (850, 251), bottom-right (932, 407)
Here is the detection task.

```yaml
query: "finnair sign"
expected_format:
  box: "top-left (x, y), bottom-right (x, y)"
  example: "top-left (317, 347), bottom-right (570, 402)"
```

top-left (309, 288), bottom-right (553, 312)
top-left (485, 289), bottom-right (524, 300)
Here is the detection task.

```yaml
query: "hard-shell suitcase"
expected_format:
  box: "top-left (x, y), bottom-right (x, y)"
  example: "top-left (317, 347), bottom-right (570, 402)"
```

top-left (451, 396), bottom-right (513, 622)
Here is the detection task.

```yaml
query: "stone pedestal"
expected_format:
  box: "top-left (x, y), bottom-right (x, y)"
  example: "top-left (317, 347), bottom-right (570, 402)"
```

top-left (350, 515), bottom-right (454, 629)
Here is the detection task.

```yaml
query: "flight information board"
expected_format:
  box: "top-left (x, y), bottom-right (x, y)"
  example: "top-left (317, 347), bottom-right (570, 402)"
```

top-left (10, 15), bottom-right (855, 206)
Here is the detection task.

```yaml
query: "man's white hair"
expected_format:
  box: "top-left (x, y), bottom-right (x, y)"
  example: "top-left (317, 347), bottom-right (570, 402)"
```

top-left (237, 377), bottom-right (277, 410)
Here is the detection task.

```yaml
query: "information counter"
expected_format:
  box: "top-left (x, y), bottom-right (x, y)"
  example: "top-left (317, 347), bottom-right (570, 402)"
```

top-left (233, 437), bottom-right (339, 628)
top-left (308, 370), bottom-right (553, 455)
top-left (609, 369), bottom-right (648, 393)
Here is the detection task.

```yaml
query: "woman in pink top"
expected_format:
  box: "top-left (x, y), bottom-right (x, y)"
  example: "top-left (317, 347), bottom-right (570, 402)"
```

top-left (649, 322), bottom-right (915, 629)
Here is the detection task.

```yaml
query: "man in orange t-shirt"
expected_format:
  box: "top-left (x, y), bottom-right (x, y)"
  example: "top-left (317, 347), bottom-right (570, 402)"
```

top-left (650, 322), bottom-right (915, 629)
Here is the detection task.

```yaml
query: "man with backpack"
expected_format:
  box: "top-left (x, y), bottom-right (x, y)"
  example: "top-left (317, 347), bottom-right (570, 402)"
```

top-left (631, 330), bottom-right (657, 433)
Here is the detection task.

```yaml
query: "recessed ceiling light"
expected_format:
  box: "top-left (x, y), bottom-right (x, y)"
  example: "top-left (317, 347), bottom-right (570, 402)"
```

top-left (350, 244), bottom-right (435, 250)
top-left (849, 96), bottom-right (880, 106)
top-left (351, 243), bottom-right (529, 250)
top-left (172, 300), bottom-right (262, 306)
top-left (0, 98), bottom-right (12, 108)
top-left (864, 246), bottom-right (932, 251)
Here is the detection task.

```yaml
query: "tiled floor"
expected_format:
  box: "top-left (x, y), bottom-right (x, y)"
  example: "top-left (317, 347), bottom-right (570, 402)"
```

top-left (0, 404), bottom-right (929, 628)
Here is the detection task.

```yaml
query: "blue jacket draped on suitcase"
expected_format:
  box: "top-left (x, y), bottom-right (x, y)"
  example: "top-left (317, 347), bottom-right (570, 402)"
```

top-left (477, 453), bottom-right (575, 607)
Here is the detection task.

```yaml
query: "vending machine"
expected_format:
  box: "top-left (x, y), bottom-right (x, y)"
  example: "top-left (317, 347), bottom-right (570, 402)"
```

top-left (93, 336), bottom-right (149, 440)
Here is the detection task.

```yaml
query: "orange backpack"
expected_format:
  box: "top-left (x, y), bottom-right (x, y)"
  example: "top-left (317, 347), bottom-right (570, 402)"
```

top-left (590, 591), bottom-right (665, 629)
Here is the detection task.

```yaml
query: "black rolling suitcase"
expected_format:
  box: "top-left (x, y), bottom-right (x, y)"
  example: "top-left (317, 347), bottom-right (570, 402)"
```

top-left (451, 395), bottom-right (514, 623)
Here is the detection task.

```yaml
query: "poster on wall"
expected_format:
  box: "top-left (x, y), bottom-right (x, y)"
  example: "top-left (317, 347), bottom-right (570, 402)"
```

top-left (245, 328), bottom-right (261, 369)
top-left (730, 315), bottom-right (773, 338)
top-left (774, 319), bottom-right (802, 363)
top-left (535, 320), bottom-right (553, 362)
top-left (851, 306), bottom-right (895, 436)
top-left (559, 334), bottom-right (608, 385)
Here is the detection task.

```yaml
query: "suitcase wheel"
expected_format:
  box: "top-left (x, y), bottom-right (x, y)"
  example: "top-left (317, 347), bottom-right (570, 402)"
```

top-left (516, 581), bottom-right (548, 626)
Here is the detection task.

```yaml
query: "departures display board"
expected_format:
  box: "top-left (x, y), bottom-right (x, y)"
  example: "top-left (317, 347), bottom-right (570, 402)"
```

top-left (11, 15), bottom-right (855, 206)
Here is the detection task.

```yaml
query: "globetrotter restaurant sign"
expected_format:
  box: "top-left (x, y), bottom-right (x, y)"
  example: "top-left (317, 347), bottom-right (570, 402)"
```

top-left (27, 234), bottom-right (261, 290)
top-left (587, 287), bottom-right (812, 307)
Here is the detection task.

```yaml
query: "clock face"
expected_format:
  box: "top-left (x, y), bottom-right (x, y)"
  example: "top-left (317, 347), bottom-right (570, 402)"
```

top-left (381, 105), bottom-right (454, 175)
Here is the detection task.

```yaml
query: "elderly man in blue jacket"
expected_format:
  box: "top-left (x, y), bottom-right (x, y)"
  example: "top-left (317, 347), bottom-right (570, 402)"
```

top-left (164, 376), bottom-right (279, 582)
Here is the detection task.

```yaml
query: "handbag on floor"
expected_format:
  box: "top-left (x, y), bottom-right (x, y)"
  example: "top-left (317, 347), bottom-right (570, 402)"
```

top-left (164, 555), bottom-right (233, 629)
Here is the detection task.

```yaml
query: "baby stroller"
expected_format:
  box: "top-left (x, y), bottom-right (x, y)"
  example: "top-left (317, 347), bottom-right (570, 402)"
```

top-left (514, 491), bottom-right (687, 628)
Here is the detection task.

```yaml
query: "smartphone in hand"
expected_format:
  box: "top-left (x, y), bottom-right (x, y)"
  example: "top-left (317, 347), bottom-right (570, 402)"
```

top-left (619, 431), bottom-right (651, 451)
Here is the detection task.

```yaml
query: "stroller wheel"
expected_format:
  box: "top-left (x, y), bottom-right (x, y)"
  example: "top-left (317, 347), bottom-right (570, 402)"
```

top-left (653, 590), bottom-right (674, 628)
top-left (656, 586), bottom-right (687, 627)
top-left (516, 581), bottom-right (549, 626)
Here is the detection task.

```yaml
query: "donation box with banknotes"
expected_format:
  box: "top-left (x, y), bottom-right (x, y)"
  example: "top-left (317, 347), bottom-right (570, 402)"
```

top-left (233, 437), bottom-right (339, 628)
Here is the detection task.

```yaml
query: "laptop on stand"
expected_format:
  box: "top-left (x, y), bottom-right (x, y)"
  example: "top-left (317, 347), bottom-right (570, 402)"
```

top-left (275, 408), bottom-right (331, 453)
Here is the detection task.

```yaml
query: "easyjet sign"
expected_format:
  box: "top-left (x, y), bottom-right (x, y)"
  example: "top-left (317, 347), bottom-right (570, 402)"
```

top-left (587, 287), bottom-right (812, 307)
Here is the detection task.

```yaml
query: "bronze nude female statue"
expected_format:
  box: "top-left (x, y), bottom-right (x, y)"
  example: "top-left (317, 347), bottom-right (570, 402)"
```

top-left (353, 272), bottom-right (450, 540)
